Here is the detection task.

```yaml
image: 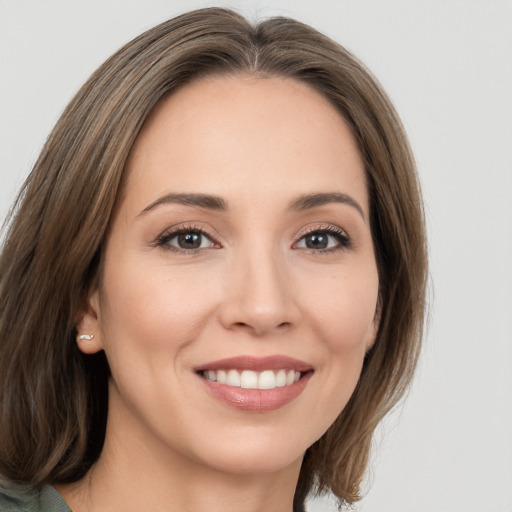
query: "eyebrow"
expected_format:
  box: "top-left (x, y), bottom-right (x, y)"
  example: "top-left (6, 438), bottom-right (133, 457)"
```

top-left (289, 192), bottom-right (366, 220)
top-left (139, 193), bottom-right (228, 216)
top-left (139, 191), bottom-right (365, 220)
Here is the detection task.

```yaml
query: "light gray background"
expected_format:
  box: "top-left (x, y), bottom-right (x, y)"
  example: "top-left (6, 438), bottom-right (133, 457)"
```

top-left (1, 1), bottom-right (511, 511)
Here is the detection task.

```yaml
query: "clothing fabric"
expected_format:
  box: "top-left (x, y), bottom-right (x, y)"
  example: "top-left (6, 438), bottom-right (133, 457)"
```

top-left (0, 482), bottom-right (70, 512)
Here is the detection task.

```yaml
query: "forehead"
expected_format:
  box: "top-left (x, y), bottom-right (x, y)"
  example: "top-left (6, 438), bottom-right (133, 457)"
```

top-left (123, 74), bottom-right (367, 215)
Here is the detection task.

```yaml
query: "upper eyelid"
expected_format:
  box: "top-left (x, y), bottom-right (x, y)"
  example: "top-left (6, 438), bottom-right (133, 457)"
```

top-left (295, 224), bottom-right (349, 238)
top-left (154, 222), bottom-right (350, 248)
top-left (292, 224), bottom-right (352, 251)
top-left (160, 223), bottom-right (217, 238)
top-left (156, 224), bottom-right (221, 247)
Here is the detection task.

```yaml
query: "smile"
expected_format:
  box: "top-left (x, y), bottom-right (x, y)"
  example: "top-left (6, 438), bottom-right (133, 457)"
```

top-left (202, 369), bottom-right (301, 390)
top-left (195, 356), bottom-right (314, 411)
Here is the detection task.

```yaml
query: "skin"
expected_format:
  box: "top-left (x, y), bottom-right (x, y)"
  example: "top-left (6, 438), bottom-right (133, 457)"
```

top-left (60, 75), bottom-right (380, 512)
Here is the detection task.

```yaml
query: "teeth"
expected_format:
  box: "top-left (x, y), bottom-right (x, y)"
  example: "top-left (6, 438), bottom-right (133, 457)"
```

top-left (217, 370), bottom-right (227, 384)
top-left (240, 370), bottom-right (258, 389)
top-left (276, 369), bottom-right (287, 387)
top-left (258, 370), bottom-right (275, 389)
top-left (226, 369), bottom-right (241, 387)
top-left (203, 369), bottom-right (302, 390)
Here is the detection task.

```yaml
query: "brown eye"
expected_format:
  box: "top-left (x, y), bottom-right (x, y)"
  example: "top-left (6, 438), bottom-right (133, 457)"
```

top-left (303, 233), bottom-right (329, 249)
top-left (157, 229), bottom-right (218, 252)
top-left (176, 232), bottom-right (203, 249)
top-left (295, 228), bottom-right (351, 251)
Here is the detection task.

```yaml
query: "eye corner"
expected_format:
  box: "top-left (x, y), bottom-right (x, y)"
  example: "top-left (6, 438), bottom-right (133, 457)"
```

top-left (293, 224), bottom-right (352, 253)
top-left (154, 224), bottom-right (222, 254)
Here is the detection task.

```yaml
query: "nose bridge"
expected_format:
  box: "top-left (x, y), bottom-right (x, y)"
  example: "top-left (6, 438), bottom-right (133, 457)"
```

top-left (220, 240), bottom-right (298, 335)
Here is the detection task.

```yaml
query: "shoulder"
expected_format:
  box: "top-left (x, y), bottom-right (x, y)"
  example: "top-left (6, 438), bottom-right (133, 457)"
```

top-left (0, 480), bottom-right (38, 512)
top-left (0, 480), bottom-right (71, 512)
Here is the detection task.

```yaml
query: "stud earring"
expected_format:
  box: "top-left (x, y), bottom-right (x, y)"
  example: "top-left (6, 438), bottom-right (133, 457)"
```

top-left (77, 334), bottom-right (94, 342)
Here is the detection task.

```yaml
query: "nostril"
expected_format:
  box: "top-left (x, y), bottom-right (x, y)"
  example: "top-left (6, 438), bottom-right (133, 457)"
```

top-left (229, 320), bottom-right (291, 335)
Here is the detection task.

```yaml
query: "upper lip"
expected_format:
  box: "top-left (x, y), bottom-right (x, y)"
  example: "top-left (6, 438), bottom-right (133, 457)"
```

top-left (195, 355), bottom-right (313, 373)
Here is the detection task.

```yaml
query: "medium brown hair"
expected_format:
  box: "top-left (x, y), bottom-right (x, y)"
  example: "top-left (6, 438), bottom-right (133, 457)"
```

top-left (0, 7), bottom-right (427, 510)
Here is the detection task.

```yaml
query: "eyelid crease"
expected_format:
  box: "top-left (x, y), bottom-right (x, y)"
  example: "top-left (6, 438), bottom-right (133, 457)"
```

top-left (154, 223), bottom-right (222, 252)
top-left (293, 224), bottom-right (353, 251)
top-left (153, 222), bottom-right (353, 254)
top-left (298, 223), bottom-right (348, 236)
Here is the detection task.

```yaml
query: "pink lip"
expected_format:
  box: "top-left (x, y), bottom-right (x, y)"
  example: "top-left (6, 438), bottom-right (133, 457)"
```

top-left (194, 355), bottom-right (314, 412)
top-left (195, 355), bottom-right (313, 373)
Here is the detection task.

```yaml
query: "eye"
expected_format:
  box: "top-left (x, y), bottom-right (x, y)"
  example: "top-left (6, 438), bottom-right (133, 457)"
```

top-left (156, 226), bottom-right (219, 252)
top-left (294, 227), bottom-right (351, 252)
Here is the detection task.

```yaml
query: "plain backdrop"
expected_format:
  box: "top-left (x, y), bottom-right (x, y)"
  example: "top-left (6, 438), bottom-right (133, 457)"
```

top-left (1, 1), bottom-right (511, 511)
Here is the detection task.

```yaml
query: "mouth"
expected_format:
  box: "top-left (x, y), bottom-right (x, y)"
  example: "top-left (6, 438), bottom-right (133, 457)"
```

top-left (194, 356), bottom-right (314, 411)
top-left (200, 368), bottom-right (305, 390)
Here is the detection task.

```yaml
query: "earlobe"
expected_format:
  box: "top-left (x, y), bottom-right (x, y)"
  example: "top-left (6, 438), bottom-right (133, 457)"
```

top-left (75, 290), bottom-right (104, 354)
top-left (366, 302), bottom-right (381, 352)
top-left (365, 322), bottom-right (378, 353)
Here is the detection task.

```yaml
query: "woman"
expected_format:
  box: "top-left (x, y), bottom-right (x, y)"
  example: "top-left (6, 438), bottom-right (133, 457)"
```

top-left (0, 7), bottom-right (427, 512)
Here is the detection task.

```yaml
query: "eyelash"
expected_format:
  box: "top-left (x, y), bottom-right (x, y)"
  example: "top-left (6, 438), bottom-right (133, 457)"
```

top-left (293, 225), bottom-right (352, 253)
top-left (154, 224), bottom-right (352, 254)
top-left (155, 224), bottom-right (220, 254)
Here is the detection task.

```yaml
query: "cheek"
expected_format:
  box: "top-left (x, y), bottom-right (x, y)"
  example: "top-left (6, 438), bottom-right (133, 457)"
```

top-left (303, 265), bottom-right (379, 353)
top-left (298, 261), bottom-right (379, 430)
top-left (98, 259), bottom-right (220, 357)
top-left (95, 262), bottom-right (222, 428)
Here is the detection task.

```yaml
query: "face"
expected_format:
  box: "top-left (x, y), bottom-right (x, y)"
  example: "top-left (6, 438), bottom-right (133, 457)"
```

top-left (79, 75), bottom-right (379, 477)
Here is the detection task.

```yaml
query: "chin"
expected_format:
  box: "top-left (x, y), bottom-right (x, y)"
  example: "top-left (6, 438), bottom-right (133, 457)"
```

top-left (203, 446), bottom-right (305, 476)
top-left (182, 424), bottom-right (315, 477)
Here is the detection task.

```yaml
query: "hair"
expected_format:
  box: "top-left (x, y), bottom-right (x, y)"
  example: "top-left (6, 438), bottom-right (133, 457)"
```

top-left (0, 7), bottom-right (427, 511)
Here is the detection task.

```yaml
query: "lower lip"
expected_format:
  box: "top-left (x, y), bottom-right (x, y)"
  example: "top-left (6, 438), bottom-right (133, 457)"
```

top-left (199, 372), bottom-right (313, 412)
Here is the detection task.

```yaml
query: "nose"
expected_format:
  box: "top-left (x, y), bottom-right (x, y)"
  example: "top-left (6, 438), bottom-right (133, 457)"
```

top-left (218, 248), bottom-right (301, 336)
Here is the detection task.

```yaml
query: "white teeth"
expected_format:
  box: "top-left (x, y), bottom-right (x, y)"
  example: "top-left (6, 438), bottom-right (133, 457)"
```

top-left (275, 369), bottom-right (287, 387)
top-left (226, 369), bottom-right (241, 387)
top-left (202, 369), bottom-right (304, 390)
top-left (258, 370), bottom-right (276, 389)
top-left (240, 370), bottom-right (258, 389)
top-left (216, 370), bottom-right (227, 384)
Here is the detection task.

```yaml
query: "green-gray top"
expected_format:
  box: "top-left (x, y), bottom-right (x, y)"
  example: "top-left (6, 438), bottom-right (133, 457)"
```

top-left (0, 483), bottom-right (71, 512)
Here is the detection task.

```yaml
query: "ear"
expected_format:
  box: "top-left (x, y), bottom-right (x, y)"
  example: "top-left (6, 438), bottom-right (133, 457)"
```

top-left (365, 300), bottom-right (382, 352)
top-left (75, 289), bottom-right (104, 354)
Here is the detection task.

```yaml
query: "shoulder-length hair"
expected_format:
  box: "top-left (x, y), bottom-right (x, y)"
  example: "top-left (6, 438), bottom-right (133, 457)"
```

top-left (0, 7), bottom-right (427, 511)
